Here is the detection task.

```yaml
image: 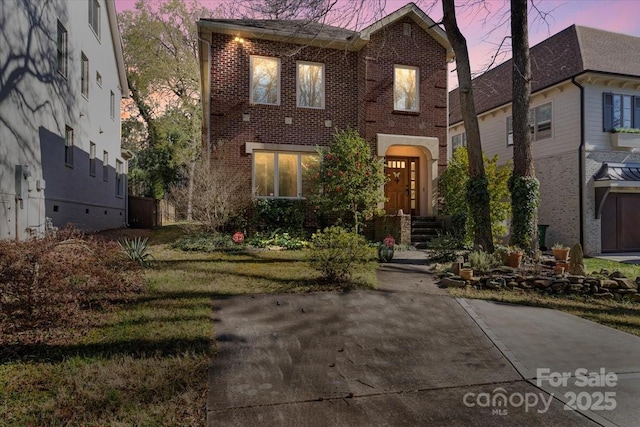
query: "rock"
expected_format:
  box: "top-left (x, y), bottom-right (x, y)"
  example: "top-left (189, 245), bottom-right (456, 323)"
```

top-left (609, 271), bottom-right (625, 279)
top-left (630, 293), bottom-right (640, 302)
top-left (615, 289), bottom-right (637, 295)
top-left (551, 282), bottom-right (567, 292)
top-left (590, 284), bottom-right (599, 293)
top-left (486, 277), bottom-right (506, 289)
top-left (613, 278), bottom-right (638, 290)
top-left (515, 275), bottom-right (527, 283)
top-left (568, 244), bottom-right (586, 275)
top-left (599, 279), bottom-right (618, 289)
top-left (533, 279), bottom-right (554, 289)
top-left (506, 281), bottom-right (518, 288)
top-left (568, 284), bottom-right (584, 292)
top-left (567, 275), bottom-right (585, 284)
top-left (593, 292), bottom-right (614, 299)
top-left (439, 277), bottom-right (466, 288)
top-left (517, 281), bottom-right (531, 289)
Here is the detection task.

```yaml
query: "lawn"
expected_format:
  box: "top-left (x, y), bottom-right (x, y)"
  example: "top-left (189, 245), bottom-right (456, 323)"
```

top-left (448, 256), bottom-right (640, 337)
top-left (0, 226), bottom-right (377, 426)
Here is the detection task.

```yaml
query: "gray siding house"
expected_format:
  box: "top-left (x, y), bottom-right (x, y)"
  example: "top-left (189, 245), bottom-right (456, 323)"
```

top-left (449, 25), bottom-right (640, 255)
top-left (0, 0), bottom-right (129, 240)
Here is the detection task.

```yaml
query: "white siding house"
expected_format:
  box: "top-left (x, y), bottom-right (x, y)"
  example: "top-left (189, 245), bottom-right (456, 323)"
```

top-left (449, 25), bottom-right (640, 255)
top-left (0, 0), bottom-right (129, 240)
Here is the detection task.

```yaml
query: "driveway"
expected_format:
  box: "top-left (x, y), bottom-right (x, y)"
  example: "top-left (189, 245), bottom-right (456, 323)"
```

top-left (207, 252), bottom-right (610, 426)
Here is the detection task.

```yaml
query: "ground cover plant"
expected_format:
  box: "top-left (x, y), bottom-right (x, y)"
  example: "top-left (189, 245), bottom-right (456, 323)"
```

top-left (1, 225), bottom-right (377, 426)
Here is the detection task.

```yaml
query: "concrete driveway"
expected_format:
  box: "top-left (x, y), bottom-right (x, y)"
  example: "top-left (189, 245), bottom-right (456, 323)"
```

top-left (207, 252), bottom-right (617, 426)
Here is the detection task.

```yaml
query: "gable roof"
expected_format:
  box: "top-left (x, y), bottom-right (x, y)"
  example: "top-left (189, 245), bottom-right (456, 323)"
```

top-left (449, 25), bottom-right (640, 125)
top-left (197, 2), bottom-right (450, 53)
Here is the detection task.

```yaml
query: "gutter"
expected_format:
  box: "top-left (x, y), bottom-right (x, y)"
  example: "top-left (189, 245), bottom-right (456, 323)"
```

top-left (571, 76), bottom-right (585, 250)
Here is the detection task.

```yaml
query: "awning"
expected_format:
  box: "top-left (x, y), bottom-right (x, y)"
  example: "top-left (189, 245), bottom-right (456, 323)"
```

top-left (594, 162), bottom-right (640, 218)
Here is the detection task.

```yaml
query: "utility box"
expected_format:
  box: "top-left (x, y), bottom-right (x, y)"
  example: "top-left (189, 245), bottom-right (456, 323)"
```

top-left (15, 164), bottom-right (31, 201)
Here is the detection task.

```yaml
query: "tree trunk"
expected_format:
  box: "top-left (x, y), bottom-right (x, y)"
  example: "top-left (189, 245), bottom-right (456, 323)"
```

top-left (510, 0), bottom-right (539, 250)
top-left (442, 0), bottom-right (494, 253)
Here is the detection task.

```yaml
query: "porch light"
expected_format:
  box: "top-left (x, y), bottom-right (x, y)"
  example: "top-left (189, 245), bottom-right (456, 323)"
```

top-left (234, 36), bottom-right (245, 43)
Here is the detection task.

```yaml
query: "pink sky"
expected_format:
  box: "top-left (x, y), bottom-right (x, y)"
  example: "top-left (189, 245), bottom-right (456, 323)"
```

top-left (115, 0), bottom-right (640, 87)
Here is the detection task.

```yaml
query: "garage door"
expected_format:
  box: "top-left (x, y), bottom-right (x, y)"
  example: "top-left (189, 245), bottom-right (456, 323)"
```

top-left (601, 193), bottom-right (640, 252)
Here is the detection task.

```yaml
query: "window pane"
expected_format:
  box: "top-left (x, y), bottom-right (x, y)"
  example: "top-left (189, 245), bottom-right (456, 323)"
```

top-left (613, 94), bottom-right (622, 128)
top-left (623, 95), bottom-right (632, 128)
top-left (301, 154), bottom-right (319, 197)
top-left (254, 152), bottom-right (275, 196)
top-left (298, 63), bottom-right (324, 108)
top-left (506, 116), bottom-right (513, 146)
top-left (536, 103), bottom-right (552, 140)
top-left (278, 154), bottom-right (298, 197)
top-left (394, 66), bottom-right (418, 111)
top-left (251, 57), bottom-right (279, 105)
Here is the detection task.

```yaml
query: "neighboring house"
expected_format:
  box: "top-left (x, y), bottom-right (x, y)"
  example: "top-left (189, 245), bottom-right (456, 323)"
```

top-left (449, 25), bottom-right (640, 255)
top-left (0, 0), bottom-right (129, 240)
top-left (197, 3), bottom-right (452, 220)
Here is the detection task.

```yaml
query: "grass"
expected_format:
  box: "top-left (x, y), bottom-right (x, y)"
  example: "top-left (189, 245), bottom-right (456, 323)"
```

top-left (0, 225), bottom-right (377, 426)
top-left (448, 255), bottom-right (640, 338)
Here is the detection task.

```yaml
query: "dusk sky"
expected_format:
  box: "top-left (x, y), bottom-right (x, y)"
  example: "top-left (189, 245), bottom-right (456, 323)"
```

top-left (115, 0), bottom-right (640, 87)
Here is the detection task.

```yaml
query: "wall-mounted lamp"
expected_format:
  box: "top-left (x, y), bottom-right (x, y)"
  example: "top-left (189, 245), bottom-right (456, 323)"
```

top-left (234, 36), bottom-right (245, 43)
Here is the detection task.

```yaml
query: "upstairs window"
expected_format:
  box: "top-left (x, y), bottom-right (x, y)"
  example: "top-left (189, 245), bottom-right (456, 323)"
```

top-left (65, 126), bottom-right (74, 167)
top-left (89, 142), bottom-right (96, 176)
top-left (81, 53), bottom-right (89, 98)
top-left (250, 56), bottom-right (280, 105)
top-left (297, 61), bottom-right (324, 109)
top-left (394, 65), bottom-right (419, 112)
top-left (506, 102), bottom-right (553, 146)
top-left (253, 152), bottom-right (318, 198)
top-left (89, 0), bottom-right (100, 39)
top-left (57, 21), bottom-right (68, 77)
top-left (604, 93), bottom-right (640, 131)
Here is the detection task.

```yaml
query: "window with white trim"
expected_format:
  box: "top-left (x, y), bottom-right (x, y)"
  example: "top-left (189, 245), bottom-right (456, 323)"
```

top-left (57, 21), bottom-right (68, 77)
top-left (253, 152), bottom-right (319, 198)
top-left (603, 93), bottom-right (640, 131)
top-left (394, 65), bottom-right (419, 112)
top-left (297, 61), bottom-right (324, 109)
top-left (65, 126), bottom-right (74, 167)
top-left (250, 56), bottom-right (280, 105)
top-left (452, 132), bottom-right (467, 151)
top-left (89, 0), bottom-right (100, 40)
top-left (81, 53), bottom-right (89, 98)
top-left (506, 102), bottom-right (552, 146)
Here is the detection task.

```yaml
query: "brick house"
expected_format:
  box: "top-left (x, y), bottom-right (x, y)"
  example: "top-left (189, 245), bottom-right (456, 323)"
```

top-left (196, 3), bottom-right (452, 223)
top-left (449, 25), bottom-right (640, 255)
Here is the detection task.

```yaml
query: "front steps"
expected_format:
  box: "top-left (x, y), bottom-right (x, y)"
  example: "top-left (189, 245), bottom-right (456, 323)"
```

top-left (411, 216), bottom-right (445, 249)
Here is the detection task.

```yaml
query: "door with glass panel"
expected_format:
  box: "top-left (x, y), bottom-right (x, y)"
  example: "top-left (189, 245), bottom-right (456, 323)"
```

top-left (384, 157), bottom-right (418, 216)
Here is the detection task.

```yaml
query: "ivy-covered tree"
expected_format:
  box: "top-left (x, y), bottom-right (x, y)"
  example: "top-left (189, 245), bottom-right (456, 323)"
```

top-left (313, 129), bottom-right (387, 234)
top-left (440, 147), bottom-right (511, 245)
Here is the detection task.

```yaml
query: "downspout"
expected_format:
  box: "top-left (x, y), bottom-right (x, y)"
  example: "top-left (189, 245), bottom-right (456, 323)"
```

top-left (197, 32), bottom-right (212, 157)
top-left (571, 76), bottom-right (585, 250)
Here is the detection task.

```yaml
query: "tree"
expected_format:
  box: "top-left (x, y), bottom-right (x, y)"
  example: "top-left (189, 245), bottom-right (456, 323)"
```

top-left (509, 0), bottom-right (540, 250)
top-left (118, 0), bottom-right (213, 210)
top-left (313, 129), bottom-right (387, 234)
top-left (442, 0), bottom-right (494, 253)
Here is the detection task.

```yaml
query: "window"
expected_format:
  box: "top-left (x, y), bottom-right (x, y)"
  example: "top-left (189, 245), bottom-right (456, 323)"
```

top-left (250, 56), bottom-right (280, 105)
top-left (297, 61), bottom-right (324, 109)
top-left (103, 151), bottom-right (108, 181)
top-left (253, 152), bottom-right (319, 198)
top-left (115, 160), bottom-right (123, 197)
top-left (96, 71), bottom-right (102, 87)
top-left (89, 0), bottom-right (100, 39)
top-left (89, 142), bottom-right (96, 176)
top-left (394, 65), bottom-right (419, 112)
top-left (65, 126), bottom-right (74, 167)
top-left (110, 90), bottom-right (115, 119)
top-left (506, 102), bottom-right (552, 145)
top-left (452, 132), bottom-right (467, 151)
top-left (57, 21), bottom-right (67, 77)
top-left (81, 53), bottom-right (89, 98)
top-left (603, 93), bottom-right (640, 131)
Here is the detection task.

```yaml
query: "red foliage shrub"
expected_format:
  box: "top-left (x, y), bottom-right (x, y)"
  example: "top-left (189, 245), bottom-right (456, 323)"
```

top-left (0, 227), bottom-right (144, 337)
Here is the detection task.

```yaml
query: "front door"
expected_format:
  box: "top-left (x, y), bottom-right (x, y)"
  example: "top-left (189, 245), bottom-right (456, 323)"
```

top-left (601, 193), bottom-right (640, 252)
top-left (384, 157), bottom-right (418, 215)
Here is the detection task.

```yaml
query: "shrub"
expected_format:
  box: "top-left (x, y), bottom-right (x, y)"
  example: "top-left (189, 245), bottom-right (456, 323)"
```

top-left (246, 230), bottom-right (308, 250)
top-left (425, 231), bottom-right (464, 263)
top-left (253, 199), bottom-right (306, 233)
top-left (0, 228), bottom-right (142, 336)
top-left (119, 237), bottom-right (155, 267)
top-left (170, 232), bottom-right (243, 252)
top-left (468, 250), bottom-right (501, 273)
top-left (307, 226), bottom-right (372, 282)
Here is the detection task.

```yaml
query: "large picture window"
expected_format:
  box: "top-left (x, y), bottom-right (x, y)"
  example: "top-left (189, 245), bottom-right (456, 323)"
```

top-left (253, 152), bottom-right (319, 198)
top-left (394, 65), bottom-right (419, 112)
top-left (603, 93), bottom-right (640, 131)
top-left (506, 102), bottom-right (552, 146)
top-left (250, 56), bottom-right (280, 105)
top-left (297, 61), bottom-right (324, 109)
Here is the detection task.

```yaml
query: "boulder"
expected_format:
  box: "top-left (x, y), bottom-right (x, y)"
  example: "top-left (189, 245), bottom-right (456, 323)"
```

top-left (599, 279), bottom-right (618, 289)
top-left (551, 282), bottom-right (567, 292)
top-left (609, 271), bottom-right (625, 279)
top-left (533, 279), bottom-right (554, 289)
top-left (568, 243), bottom-right (586, 276)
top-left (613, 278), bottom-right (638, 290)
top-left (593, 292), bottom-right (614, 299)
top-left (439, 277), bottom-right (466, 288)
top-left (567, 275), bottom-right (585, 284)
top-left (630, 293), bottom-right (640, 303)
